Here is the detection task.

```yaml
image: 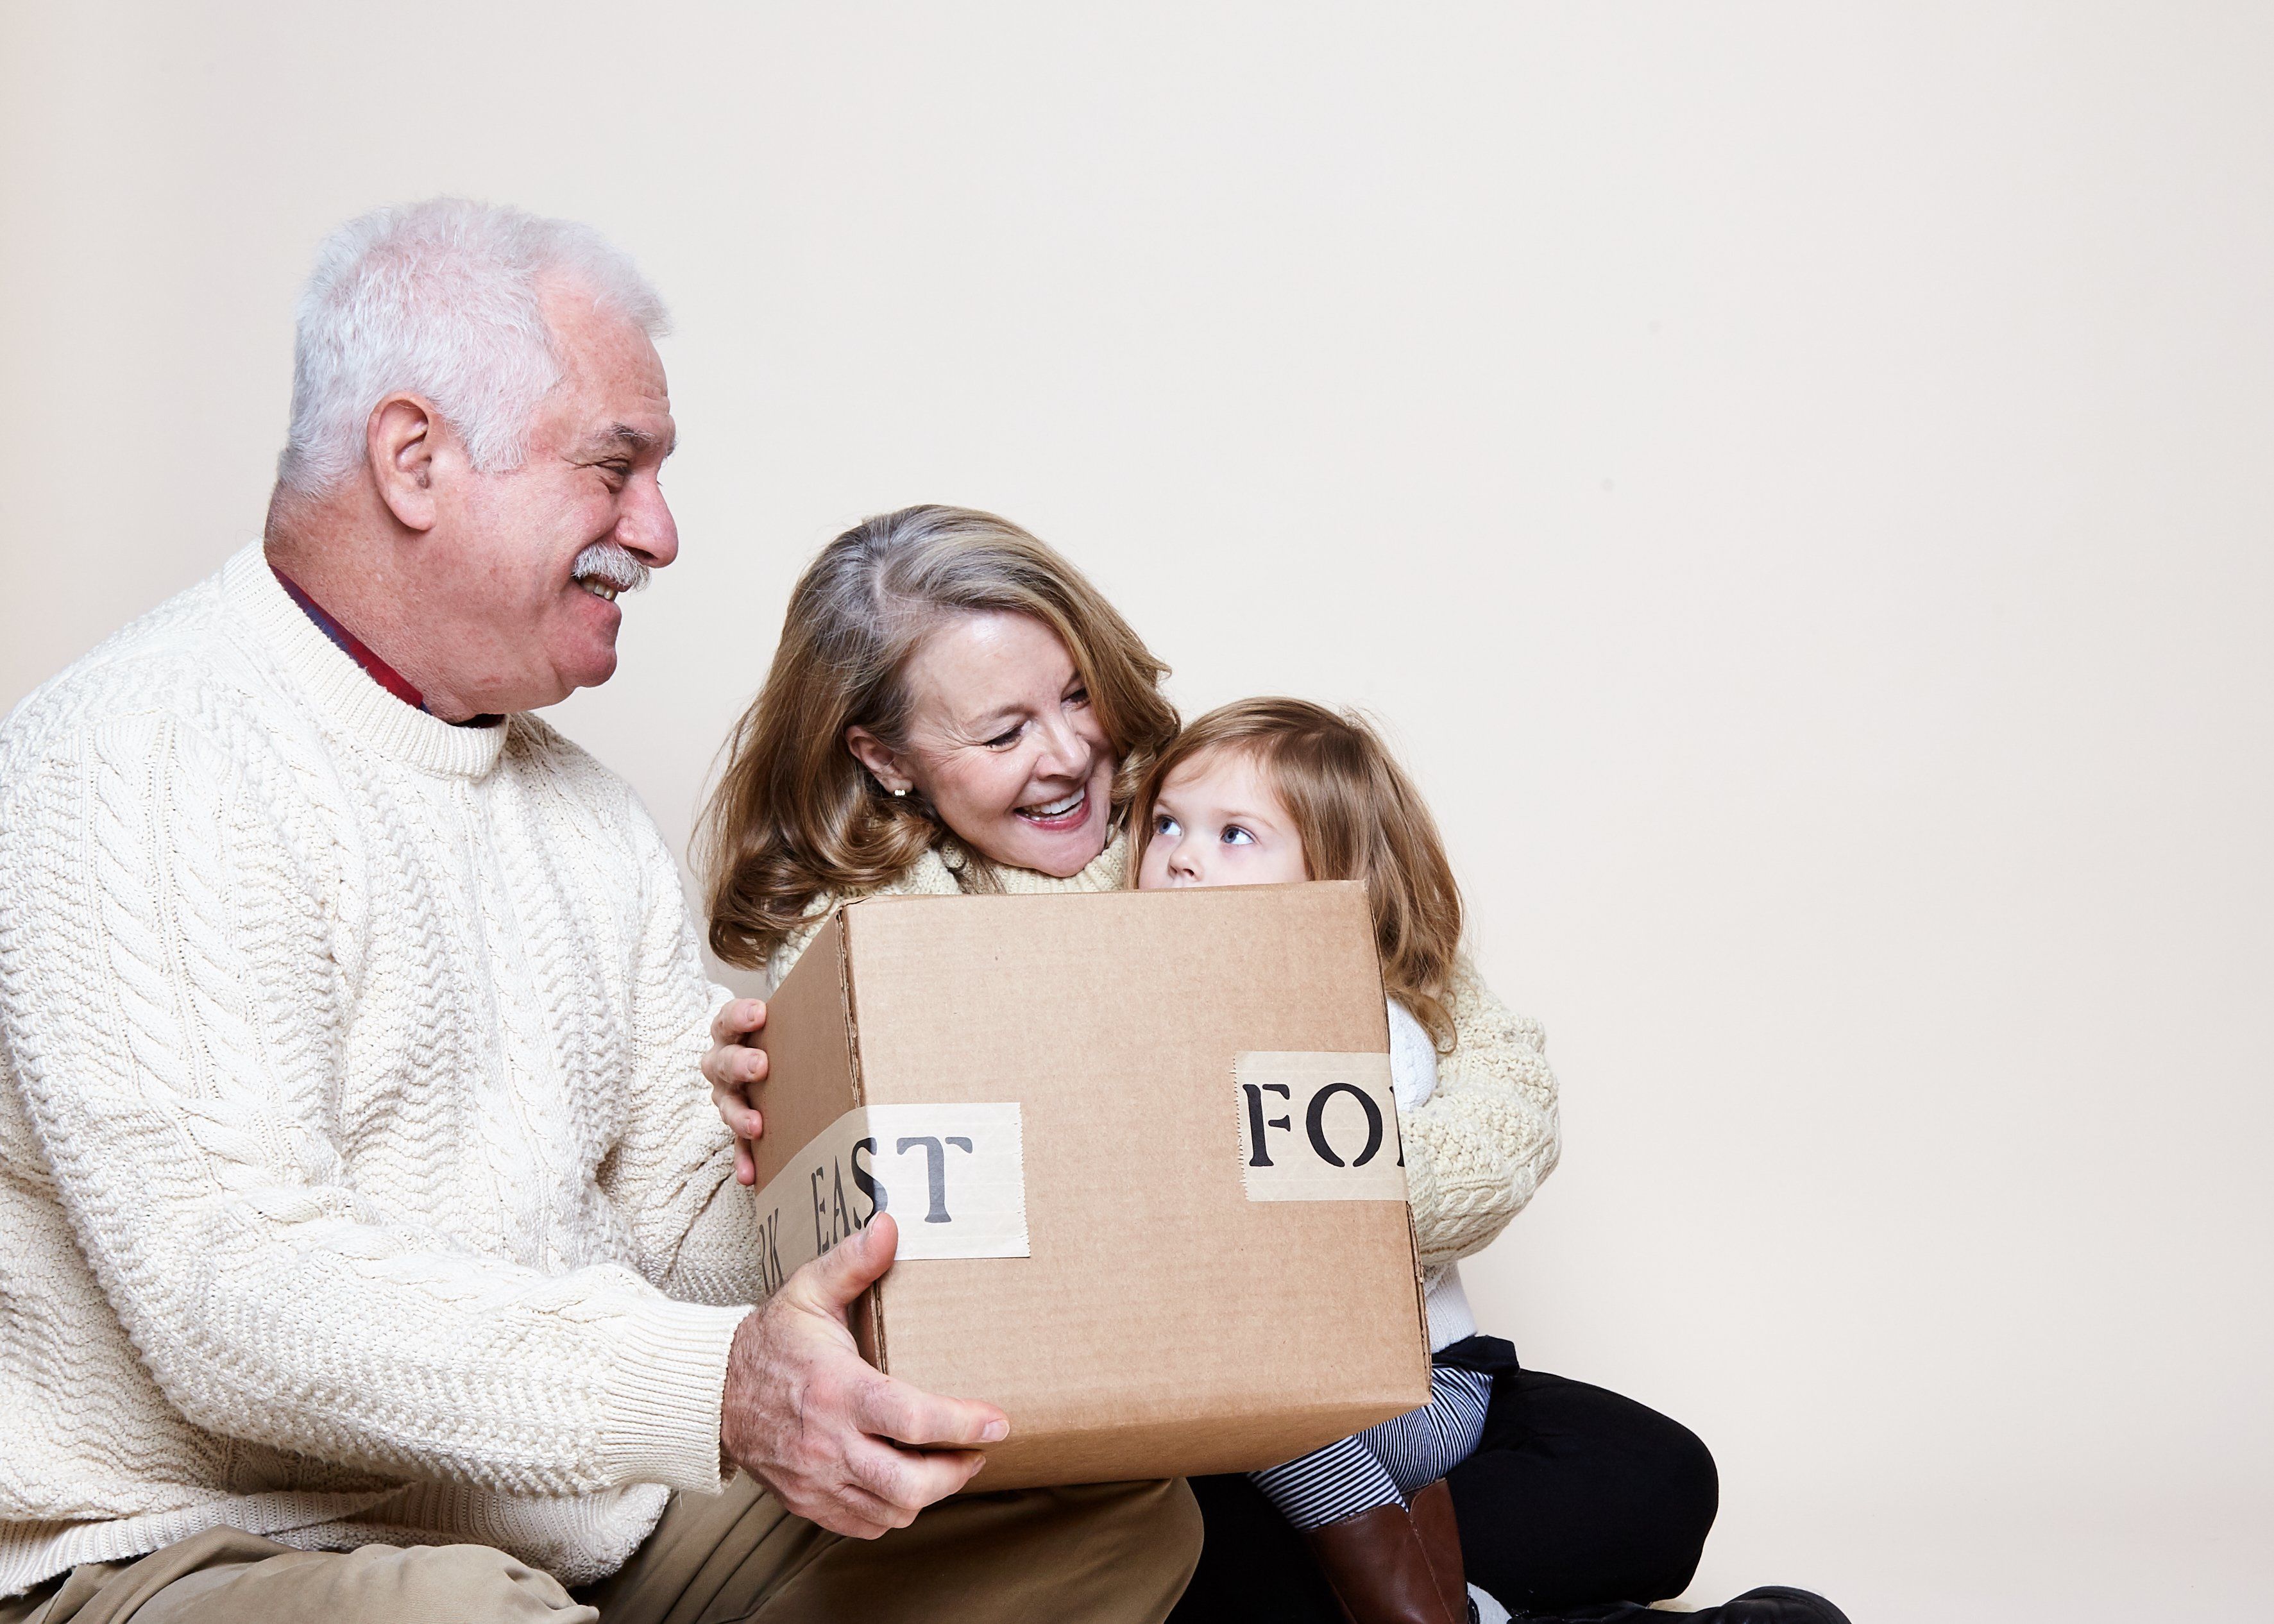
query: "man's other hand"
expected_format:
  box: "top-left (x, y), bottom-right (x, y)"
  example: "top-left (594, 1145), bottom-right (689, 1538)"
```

top-left (704, 997), bottom-right (768, 1185)
top-left (719, 1214), bottom-right (1010, 1538)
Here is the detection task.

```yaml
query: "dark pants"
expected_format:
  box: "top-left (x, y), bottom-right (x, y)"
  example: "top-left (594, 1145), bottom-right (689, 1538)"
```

top-left (1170, 1366), bottom-right (1718, 1620)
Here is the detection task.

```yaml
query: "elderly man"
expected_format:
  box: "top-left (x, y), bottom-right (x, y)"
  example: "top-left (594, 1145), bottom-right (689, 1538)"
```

top-left (0, 200), bottom-right (1198, 1623)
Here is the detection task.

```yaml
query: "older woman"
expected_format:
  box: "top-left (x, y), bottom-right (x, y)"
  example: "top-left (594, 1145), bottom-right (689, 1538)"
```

top-left (698, 507), bottom-right (1728, 1623)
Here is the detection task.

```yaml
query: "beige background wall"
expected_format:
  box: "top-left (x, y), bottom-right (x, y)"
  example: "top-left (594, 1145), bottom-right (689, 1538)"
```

top-left (5, 5), bottom-right (2269, 1617)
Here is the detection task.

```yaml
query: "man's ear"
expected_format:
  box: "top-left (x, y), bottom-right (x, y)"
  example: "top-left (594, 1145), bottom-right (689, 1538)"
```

top-left (844, 727), bottom-right (913, 795)
top-left (366, 394), bottom-right (443, 531)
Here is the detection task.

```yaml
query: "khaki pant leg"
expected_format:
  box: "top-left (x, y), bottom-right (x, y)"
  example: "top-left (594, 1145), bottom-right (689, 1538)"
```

top-left (0, 1528), bottom-right (594, 1624)
top-left (582, 1473), bottom-right (1202, 1624)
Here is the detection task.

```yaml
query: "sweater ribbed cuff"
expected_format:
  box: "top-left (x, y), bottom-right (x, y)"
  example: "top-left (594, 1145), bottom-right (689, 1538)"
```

top-left (597, 1298), bottom-right (751, 1493)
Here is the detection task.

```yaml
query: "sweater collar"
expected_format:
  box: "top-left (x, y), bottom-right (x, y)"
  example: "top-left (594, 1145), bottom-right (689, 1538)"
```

top-left (271, 566), bottom-right (436, 714)
top-left (938, 826), bottom-right (1131, 893)
top-left (223, 544), bottom-right (510, 778)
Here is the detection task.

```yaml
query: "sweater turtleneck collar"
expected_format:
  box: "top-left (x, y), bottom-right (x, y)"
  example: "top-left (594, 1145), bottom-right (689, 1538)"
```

top-left (937, 825), bottom-right (1131, 893)
top-left (223, 544), bottom-right (511, 779)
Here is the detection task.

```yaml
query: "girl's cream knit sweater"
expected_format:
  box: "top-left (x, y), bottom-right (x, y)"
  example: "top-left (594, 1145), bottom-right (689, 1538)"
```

top-left (768, 840), bottom-right (1563, 1273)
top-left (0, 548), bottom-right (763, 1597)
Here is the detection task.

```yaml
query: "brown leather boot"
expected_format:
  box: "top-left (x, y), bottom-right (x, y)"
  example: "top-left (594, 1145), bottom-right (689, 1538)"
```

top-left (1407, 1478), bottom-right (1473, 1623)
top-left (1300, 1501), bottom-right (1464, 1624)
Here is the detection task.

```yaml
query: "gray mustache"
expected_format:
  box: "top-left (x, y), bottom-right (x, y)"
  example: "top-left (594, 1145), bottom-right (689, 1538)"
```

top-left (572, 543), bottom-right (651, 595)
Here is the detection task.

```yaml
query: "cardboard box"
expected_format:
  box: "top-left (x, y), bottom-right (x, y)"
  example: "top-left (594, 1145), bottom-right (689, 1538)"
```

top-left (751, 881), bottom-right (1431, 1491)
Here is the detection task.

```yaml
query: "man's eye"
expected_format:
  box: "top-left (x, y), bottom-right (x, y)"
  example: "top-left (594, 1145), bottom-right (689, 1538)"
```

top-left (1222, 826), bottom-right (1255, 846)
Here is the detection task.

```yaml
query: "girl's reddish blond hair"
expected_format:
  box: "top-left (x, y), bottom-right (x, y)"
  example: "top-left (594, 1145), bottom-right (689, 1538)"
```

top-left (1131, 698), bottom-right (1464, 1049)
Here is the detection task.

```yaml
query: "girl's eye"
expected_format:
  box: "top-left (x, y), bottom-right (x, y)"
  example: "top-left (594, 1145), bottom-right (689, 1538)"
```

top-left (1221, 825), bottom-right (1255, 847)
top-left (1153, 813), bottom-right (1181, 838)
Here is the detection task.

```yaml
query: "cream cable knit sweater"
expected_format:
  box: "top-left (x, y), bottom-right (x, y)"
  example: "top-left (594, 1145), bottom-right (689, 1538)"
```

top-left (0, 546), bottom-right (765, 1598)
top-left (768, 838), bottom-right (1563, 1273)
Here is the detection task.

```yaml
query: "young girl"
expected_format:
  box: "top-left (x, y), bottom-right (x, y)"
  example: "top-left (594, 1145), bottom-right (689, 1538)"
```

top-left (1132, 697), bottom-right (1506, 1624)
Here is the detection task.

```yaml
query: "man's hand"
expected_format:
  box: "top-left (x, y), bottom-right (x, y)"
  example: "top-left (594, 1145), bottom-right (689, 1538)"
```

top-left (704, 998), bottom-right (768, 1185)
top-left (720, 1214), bottom-right (1009, 1537)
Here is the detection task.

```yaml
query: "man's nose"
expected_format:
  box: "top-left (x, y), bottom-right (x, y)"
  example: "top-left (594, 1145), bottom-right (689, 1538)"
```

top-left (619, 477), bottom-right (679, 569)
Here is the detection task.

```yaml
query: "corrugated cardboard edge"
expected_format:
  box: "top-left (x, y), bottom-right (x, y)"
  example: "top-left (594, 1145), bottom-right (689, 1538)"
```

top-left (846, 922), bottom-right (890, 1371)
top-left (835, 913), bottom-right (865, 1114)
top-left (1361, 940), bottom-right (1435, 1395)
top-left (1407, 1208), bottom-right (1430, 1376)
top-left (826, 913), bottom-right (890, 1371)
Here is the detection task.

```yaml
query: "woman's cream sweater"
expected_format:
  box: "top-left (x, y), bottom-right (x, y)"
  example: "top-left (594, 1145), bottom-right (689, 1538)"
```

top-left (767, 837), bottom-right (1562, 1272)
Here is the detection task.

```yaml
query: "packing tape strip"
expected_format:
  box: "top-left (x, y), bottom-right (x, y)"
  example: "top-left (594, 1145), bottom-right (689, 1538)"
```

top-left (1235, 1051), bottom-right (1409, 1203)
top-left (751, 1103), bottom-right (1028, 1298)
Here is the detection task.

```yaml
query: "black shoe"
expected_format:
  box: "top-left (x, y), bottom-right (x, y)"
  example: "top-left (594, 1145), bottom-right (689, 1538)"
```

top-left (1708, 1590), bottom-right (1851, 1624)
top-left (1521, 1587), bottom-right (1850, 1624)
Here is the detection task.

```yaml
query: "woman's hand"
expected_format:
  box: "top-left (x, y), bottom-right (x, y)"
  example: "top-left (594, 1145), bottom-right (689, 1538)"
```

top-left (706, 997), bottom-right (769, 1185)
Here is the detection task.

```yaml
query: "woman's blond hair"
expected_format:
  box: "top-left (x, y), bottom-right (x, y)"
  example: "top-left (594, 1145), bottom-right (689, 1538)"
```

top-left (1130, 698), bottom-right (1465, 1049)
top-left (700, 504), bottom-right (1179, 968)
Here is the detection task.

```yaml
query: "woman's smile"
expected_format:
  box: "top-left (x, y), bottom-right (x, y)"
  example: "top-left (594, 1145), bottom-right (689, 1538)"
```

top-left (1015, 784), bottom-right (1087, 827)
top-left (994, 751), bottom-right (1113, 870)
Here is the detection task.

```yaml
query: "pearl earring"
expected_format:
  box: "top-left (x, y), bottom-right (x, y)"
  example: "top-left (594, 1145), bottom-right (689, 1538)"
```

top-left (892, 786), bottom-right (908, 799)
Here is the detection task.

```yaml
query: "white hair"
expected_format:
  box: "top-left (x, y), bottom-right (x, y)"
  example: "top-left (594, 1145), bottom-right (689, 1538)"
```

top-left (276, 198), bottom-right (668, 496)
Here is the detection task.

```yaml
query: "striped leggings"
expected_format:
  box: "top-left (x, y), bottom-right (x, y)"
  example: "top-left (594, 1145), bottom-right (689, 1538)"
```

top-left (1250, 1364), bottom-right (1495, 1531)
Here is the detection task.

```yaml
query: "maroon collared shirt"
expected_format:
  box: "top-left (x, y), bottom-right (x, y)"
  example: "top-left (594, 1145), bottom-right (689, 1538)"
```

top-left (272, 568), bottom-right (502, 727)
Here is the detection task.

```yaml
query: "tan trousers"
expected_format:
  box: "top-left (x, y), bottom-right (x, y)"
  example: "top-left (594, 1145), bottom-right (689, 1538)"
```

top-left (0, 1475), bottom-right (1201, 1624)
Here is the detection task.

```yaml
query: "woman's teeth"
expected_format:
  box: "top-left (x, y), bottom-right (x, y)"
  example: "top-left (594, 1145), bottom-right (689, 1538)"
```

top-left (1019, 788), bottom-right (1086, 820)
